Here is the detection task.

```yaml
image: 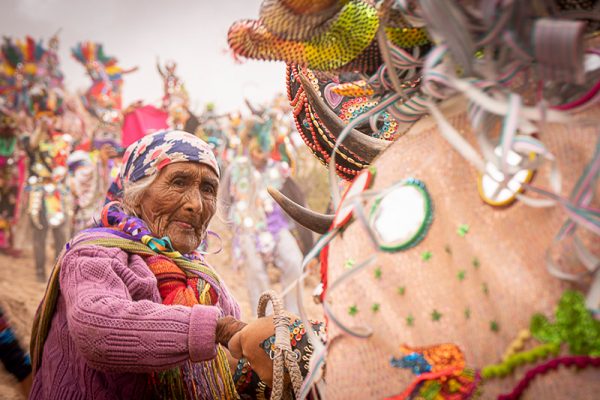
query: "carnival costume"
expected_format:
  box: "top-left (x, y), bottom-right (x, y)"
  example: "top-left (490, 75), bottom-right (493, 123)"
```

top-left (1, 34), bottom-right (70, 278)
top-left (157, 59), bottom-right (192, 131)
top-left (67, 137), bottom-right (120, 233)
top-left (222, 116), bottom-right (305, 316)
top-left (229, 1), bottom-right (600, 398)
top-left (71, 41), bottom-right (134, 146)
top-left (67, 42), bottom-right (136, 234)
top-left (24, 125), bottom-right (71, 281)
top-left (0, 112), bottom-right (25, 254)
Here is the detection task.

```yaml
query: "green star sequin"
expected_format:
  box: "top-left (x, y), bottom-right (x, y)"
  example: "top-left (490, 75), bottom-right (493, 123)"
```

top-left (371, 303), bottom-right (380, 313)
top-left (464, 308), bottom-right (471, 319)
top-left (457, 224), bottom-right (470, 237)
top-left (431, 309), bottom-right (442, 321)
top-left (490, 320), bottom-right (500, 332)
top-left (421, 251), bottom-right (432, 261)
top-left (482, 283), bottom-right (489, 295)
top-left (344, 258), bottom-right (356, 270)
top-left (374, 267), bottom-right (382, 279)
top-left (472, 257), bottom-right (480, 269)
top-left (457, 270), bottom-right (466, 281)
top-left (397, 286), bottom-right (406, 296)
top-left (406, 314), bottom-right (414, 326)
top-left (348, 305), bottom-right (358, 316)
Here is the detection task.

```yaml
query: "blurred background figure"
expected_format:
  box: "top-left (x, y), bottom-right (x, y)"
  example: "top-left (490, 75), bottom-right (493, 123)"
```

top-left (0, 306), bottom-right (31, 398)
top-left (22, 110), bottom-right (71, 282)
top-left (220, 113), bottom-right (310, 315)
top-left (0, 108), bottom-right (26, 257)
top-left (67, 138), bottom-right (120, 233)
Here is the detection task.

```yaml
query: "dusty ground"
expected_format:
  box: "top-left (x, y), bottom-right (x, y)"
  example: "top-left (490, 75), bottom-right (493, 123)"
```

top-left (0, 217), bottom-right (324, 400)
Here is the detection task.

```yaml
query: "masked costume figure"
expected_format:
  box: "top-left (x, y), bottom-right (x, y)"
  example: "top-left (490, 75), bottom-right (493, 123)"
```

top-left (221, 117), bottom-right (306, 315)
top-left (0, 110), bottom-right (26, 255)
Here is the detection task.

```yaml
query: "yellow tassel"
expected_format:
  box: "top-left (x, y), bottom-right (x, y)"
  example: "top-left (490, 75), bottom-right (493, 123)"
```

top-left (199, 284), bottom-right (212, 305)
top-left (216, 347), bottom-right (239, 399)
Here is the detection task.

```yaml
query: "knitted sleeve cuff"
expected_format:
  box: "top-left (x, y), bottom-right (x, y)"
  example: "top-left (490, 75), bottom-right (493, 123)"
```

top-left (188, 305), bottom-right (220, 362)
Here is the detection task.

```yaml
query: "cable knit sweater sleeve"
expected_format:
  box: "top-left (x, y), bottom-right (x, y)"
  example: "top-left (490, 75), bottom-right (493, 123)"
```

top-left (59, 244), bottom-right (221, 373)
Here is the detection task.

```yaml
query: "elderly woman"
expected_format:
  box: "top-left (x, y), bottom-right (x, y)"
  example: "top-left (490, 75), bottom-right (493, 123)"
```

top-left (29, 130), bottom-right (290, 399)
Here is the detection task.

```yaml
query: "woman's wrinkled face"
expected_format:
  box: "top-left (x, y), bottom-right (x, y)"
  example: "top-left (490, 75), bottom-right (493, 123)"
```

top-left (137, 162), bottom-right (219, 254)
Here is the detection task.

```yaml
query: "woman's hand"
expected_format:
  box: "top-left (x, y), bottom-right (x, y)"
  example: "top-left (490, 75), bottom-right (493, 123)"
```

top-left (228, 314), bottom-right (325, 391)
top-left (228, 316), bottom-right (281, 387)
top-left (215, 316), bottom-right (247, 348)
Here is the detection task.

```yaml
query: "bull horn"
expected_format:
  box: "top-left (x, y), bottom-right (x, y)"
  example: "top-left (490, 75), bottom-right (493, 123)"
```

top-left (299, 73), bottom-right (390, 163)
top-left (268, 186), bottom-right (334, 234)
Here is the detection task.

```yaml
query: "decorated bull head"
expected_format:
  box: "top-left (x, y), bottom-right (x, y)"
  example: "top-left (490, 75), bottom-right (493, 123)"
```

top-left (229, 0), bottom-right (433, 180)
top-left (229, 1), bottom-right (600, 399)
top-left (286, 65), bottom-right (392, 179)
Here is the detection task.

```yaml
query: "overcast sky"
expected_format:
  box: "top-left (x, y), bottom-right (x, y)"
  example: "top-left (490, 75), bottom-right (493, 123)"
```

top-left (0, 0), bottom-right (286, 114)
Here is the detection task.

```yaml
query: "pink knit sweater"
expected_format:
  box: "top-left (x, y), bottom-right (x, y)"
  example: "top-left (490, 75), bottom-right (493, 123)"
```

top-left (30, 231), bottom-right (241, 399)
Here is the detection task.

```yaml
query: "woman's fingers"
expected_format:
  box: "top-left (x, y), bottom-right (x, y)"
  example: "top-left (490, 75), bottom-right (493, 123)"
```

top-left (228, 314), bottom-right (304, 386)
top-left (239, 328), bottom-right (274, 387)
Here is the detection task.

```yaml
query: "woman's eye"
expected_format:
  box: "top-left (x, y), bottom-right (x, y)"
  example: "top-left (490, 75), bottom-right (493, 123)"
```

top-left (172, 178), bottom-right (185, 187)
top-left (201, 183), bottom-right (216, 194)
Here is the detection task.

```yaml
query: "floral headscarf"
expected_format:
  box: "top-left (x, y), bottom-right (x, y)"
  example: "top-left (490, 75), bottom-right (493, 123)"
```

top-left (106, 129), bottom-right (219, 203)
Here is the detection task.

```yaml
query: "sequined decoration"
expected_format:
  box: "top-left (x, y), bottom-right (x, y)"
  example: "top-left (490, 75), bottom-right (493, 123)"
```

top-left (390, 344), bottom-right (479, 399)
top-left (369, 178), bottom-right (434, 252)
top-left (331, 80), bottom-right (375, 97)
top-left (482, 290), bottom-right (600, 379)
top-left (287, 64), bottom-right (370, 180)
top-left (261, 319), bottom-right (326, 373)
top-left (390, 352), bottom-right (432, 374)
top-left (385, 26), bottom-right (430, 48)
top-left (228, 0), bottom-right (379, 71)
top-left (229, 0), bottom-right (431, 72)
top-left (259, 0), bottom-right (346, 41)
top-left (338, 97), bottom-right (399, 140)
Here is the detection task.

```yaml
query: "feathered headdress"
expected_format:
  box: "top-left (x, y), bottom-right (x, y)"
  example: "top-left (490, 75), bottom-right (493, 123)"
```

top-left (1, 36), bottom-right (45, 76)
top-left (71, 41), bottom-right (116, 67)
top-left (71, 41), bottom-right (128, 115)
top-left (0, 35), bottom-right (64, 117)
